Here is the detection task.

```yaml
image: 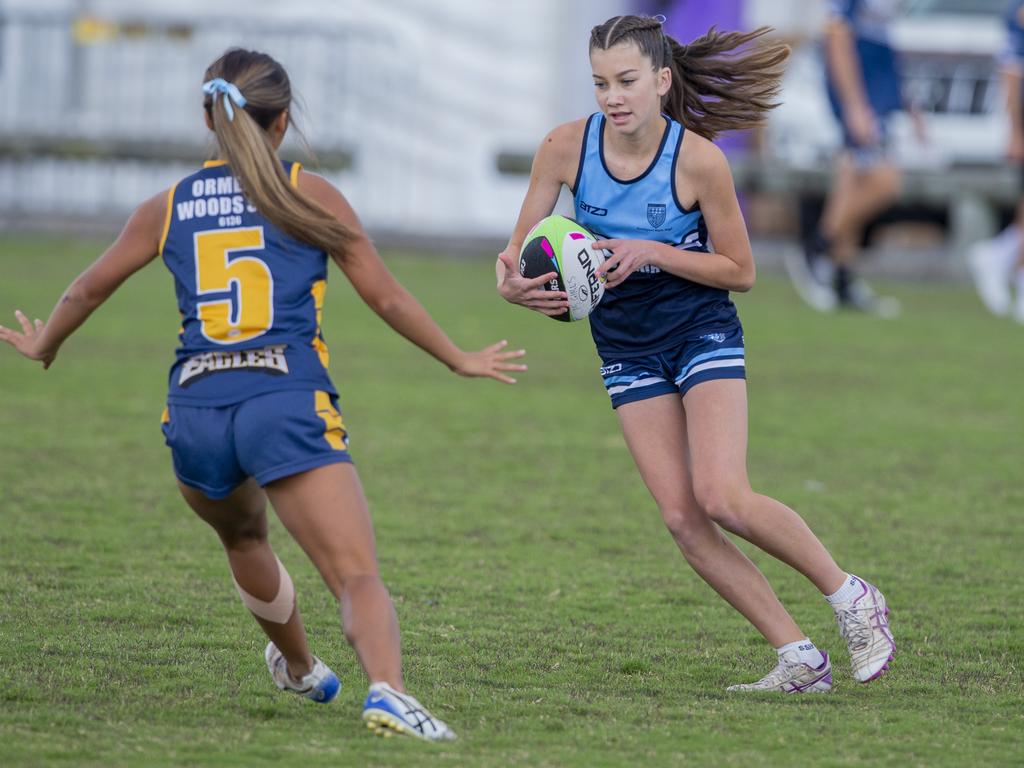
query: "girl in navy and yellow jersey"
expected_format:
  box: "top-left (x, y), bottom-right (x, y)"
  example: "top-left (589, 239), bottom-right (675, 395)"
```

top-left (0, 49), bottom-right (526, 741)
top-left (496, 15), bottom-right (895, 693)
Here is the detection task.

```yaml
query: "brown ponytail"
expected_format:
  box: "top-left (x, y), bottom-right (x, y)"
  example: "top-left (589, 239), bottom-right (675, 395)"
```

top-left (203, 49), bottom-right (355, 259)
top-left (590, 16), bottom-right (790, 141)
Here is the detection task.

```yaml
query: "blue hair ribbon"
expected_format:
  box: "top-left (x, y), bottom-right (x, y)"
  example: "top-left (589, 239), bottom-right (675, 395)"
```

top-left (202, 78), bottom-right (247, 121)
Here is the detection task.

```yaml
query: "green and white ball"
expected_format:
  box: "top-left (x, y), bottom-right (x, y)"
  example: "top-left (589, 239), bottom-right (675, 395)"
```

top-left (518, 215), bottom-right (608, 322)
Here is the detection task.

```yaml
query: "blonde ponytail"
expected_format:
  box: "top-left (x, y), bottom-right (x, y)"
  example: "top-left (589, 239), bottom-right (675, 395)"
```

top-left (203, 49), bottom-right (355, 259)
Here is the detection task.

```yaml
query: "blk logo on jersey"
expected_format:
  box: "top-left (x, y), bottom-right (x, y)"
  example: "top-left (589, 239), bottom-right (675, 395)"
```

top-left (579, 200), bottom-right (608, 216)
top-left (179, 343), bottom-right (290, 386)
top-left (647, 203), bottom-right (667, 229)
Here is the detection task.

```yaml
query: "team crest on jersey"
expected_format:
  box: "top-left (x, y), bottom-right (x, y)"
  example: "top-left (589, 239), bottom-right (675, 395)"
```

top-left (179, 344), bottom-right (290, 387)
top-left (647, 203), bottom-right (667, 229)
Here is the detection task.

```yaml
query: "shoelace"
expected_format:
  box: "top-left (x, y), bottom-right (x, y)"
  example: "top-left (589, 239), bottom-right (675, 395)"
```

top-left (750, 658), bottom-right (806, 688)
top-left (836, 606), bottom-right (873, 650)
top-left (391, 690), bottom-right (437, 733)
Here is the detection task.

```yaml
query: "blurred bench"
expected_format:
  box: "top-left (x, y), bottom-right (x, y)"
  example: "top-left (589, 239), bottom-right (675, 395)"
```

top-left (0, 134), bottom-right (354, 169)
top-left (732, 157), bottom-right (1019, 258)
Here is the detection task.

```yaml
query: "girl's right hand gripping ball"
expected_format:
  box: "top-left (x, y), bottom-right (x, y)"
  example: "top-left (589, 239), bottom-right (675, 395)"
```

top-left (519, 215), bottom-right (608, 322)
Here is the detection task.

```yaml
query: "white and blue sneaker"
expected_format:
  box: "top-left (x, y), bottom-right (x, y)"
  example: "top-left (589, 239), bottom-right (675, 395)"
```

top-left (362, 682), bottom-right (456, 741)
top-left (264, 641), bottom-right (340, 703)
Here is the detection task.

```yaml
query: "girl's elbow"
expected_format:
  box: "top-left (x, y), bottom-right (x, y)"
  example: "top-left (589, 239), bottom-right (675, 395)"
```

top-left (365, 284), bottom-right (407, 317)
top-left (68, 276), bottom-right (106, 307)
top-left (367, 293), bottom-right (398, 317)
top-left (732, 265), bottom-right (756, 293)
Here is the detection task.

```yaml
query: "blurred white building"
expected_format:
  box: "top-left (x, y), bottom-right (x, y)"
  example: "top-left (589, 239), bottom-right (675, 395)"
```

top-left (1, 0), bottom-right (1012, 250)
top-left (0, 0), bottom-right (624, 238)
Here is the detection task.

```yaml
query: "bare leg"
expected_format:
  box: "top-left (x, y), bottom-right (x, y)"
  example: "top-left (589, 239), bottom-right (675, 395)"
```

top-left (1016, 198), bottom-right (1024, 271)
top-left (265, 463), bottom-right (404, 691)
top-left (178, 479), bottom-right (314, 679)
top-left (617, 394), bottom-right (805, 647)
top-left (819, 155), bottom-right (901, 266)
top-left (682, 379), bottom-right (847, 596)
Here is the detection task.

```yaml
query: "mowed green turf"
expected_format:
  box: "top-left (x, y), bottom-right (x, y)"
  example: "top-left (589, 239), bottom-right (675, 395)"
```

top-left (0, 234), bottom-right (1021, 767)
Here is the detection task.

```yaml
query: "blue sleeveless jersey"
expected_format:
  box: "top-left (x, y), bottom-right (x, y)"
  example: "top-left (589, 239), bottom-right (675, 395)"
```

top-left (572, 113), bottom-right (738, 358)
top-left (160, 160), bottom-right (337, 406)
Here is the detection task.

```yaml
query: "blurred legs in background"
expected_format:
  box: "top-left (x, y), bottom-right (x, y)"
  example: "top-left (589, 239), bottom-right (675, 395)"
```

top-left (967, 197), bottom-right (1024, 324)
top-left (787, 152), bottom-right (902, 317)
top-left (971, 27), bottom-right (1024, 324)
top-left (967, 225), bottom-right (1017, 317)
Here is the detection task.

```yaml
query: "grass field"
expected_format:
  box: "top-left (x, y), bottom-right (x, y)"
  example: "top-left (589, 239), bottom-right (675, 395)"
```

top-left (0, 234), bottom-right (1021, 767)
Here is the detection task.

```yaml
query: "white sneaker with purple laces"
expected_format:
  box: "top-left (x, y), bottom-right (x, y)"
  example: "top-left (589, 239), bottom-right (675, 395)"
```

top-left (726, 651), bottom-right (833, 693)
top-left (833, 578), bottom-right (895, 682)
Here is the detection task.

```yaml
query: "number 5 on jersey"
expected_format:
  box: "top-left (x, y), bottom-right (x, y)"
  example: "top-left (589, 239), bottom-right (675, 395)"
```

top-left (194, 226), bottom-right (274, 344)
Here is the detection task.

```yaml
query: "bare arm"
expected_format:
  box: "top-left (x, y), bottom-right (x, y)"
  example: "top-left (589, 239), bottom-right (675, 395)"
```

top-left (1005, 67), bottom-right (1024, 160)
top-left (495, 121), bottom-right (585, 316)
top-left (0, 191), bottom-right (166, 367)
top-left (824, 16), bottom-right (878, 145)
top-left (299, 172), bottom-right (526, 384)
top-left (595, 135), bottom-right (754, 293)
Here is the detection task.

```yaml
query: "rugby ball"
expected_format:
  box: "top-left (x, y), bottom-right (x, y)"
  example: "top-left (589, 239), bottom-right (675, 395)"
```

top-left (519, 215), bottom-right (608, 322)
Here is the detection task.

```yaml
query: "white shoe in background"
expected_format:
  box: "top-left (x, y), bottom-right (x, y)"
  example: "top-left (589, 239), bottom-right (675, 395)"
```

top-left (966, 238), bottom-right (1015, 317)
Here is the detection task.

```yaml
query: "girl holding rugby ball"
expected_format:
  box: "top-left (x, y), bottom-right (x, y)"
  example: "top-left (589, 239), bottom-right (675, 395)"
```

top-left (496, 15), bottom-right (894, 692)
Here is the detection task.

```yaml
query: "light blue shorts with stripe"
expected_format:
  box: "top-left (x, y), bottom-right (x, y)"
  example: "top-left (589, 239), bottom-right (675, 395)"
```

top-left (599, 324), bottom-right (745, 409)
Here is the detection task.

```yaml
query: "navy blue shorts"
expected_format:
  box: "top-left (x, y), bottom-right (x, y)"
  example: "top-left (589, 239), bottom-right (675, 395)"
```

top-left (599, 325), bottom-right (746, 409)
top-left (161, 389), bottom-right (351, 499)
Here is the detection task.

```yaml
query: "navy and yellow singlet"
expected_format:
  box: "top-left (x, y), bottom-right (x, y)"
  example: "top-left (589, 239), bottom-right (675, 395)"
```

top-left (159, 160), bottom-right (336, 406)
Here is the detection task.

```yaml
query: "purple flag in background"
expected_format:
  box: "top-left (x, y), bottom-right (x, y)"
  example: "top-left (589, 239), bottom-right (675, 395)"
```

top-left (643, 0), bottom-right (743, 42)
top-left (640, 0), bottom-right (748, 154)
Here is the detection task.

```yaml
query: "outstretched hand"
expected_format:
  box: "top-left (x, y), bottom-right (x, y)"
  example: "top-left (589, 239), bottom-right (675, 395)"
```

top-left (495, 250), bottom-right (569, 317)
top-left (0, 310), bottom-right (55, 369)
top-left (451, 339), bottom-right (527, 384)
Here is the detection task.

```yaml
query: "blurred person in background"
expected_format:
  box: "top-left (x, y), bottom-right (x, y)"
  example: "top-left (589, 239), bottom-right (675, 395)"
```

top-left (967, 0), bottom-right (1024, 323)
top-left (786, 0), bottom-right (920, 316)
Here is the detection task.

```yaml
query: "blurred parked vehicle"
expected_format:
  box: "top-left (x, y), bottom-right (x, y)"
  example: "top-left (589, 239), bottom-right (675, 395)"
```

top-left (769, 0), bottom-right (1007, 171)
top-left (757, 0), bottom-right (1013, 263)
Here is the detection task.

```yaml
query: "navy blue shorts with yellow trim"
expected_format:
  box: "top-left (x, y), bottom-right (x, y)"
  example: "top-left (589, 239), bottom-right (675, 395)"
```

top-left (161, 389), bottom-right (351, 499)
top-left (599, 324), bottom-right (746, 409)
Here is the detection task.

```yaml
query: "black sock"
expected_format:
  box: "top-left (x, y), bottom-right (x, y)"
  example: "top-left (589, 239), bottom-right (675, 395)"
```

top-left (806, 232), bottom-right (831, 265)
top-left (835, 265), bottom-right (852, 302)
